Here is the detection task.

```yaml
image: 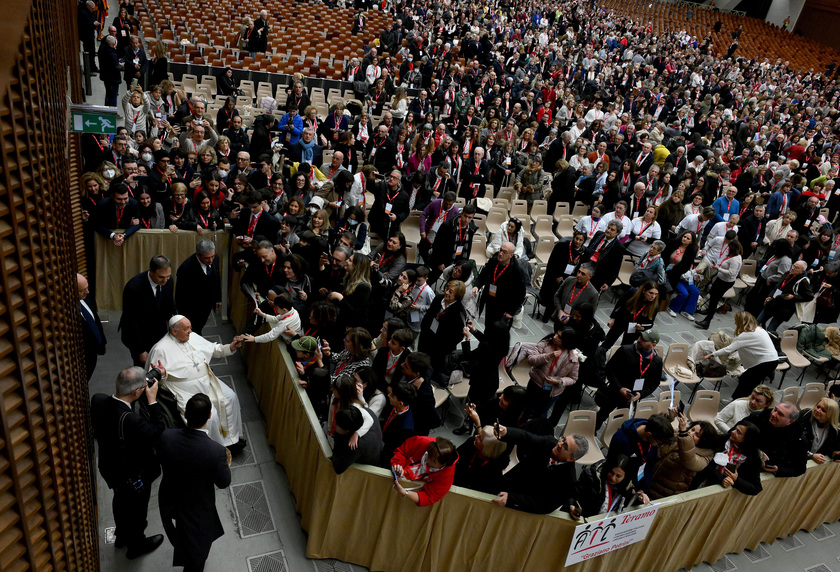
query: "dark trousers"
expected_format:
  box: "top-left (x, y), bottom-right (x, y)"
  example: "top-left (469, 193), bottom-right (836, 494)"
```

top-left (161, 512), bottom-right (208, 572)
top-left (732, 360), bottom-right (777, 399)
top-left (524, 381), bottom-right (558, 421)
top-left (105, 81), bottom-right (120, 107)
top-left (183, 306), bottom-right (212, 336)
top-left (702, 277), bottom-right (735, 317)
top-left (113, 480), bottom-right (152, 548)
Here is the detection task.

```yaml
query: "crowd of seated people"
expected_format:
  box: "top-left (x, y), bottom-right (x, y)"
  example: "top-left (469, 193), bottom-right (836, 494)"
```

top-left (81, 0), bottom-right (840, 512)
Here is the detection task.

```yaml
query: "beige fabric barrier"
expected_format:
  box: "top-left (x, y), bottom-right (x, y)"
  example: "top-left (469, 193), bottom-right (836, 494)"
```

top-left (233, 270), bottom-right (840, 572)
top-left (94, 230), bottom-right (231, 317)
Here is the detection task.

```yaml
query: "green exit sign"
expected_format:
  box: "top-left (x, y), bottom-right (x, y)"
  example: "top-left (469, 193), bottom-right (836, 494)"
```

top-left (69, 104), bottom-right (118, 134)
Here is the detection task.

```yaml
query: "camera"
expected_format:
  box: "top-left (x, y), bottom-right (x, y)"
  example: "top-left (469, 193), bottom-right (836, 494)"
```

top-left (145, 367), bottom-right (161, 387)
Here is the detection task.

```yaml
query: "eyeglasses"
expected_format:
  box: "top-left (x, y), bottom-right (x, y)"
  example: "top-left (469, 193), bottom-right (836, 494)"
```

top-left (173, 194), bottom-right (187, 197)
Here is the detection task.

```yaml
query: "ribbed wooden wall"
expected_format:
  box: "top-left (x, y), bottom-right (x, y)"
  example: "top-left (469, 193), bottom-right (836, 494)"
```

top-left (0, 0), bottom-right (98, 568)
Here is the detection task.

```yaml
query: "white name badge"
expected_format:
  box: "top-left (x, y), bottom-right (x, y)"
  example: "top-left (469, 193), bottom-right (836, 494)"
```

top-left (430, 319), bottom-right (439, 333)
top-left (633, 211), bottom-right (638, 218)
top-left (627, 321), bottom-right (637, 334)
top-left (564, 263), bottom-right (576, 275)
top-left (369, 147), bottom-right (377, 156)
top-left (773, 289), bottom-right (783, 298)
top-left (804, 220), bottom-right (810, 227)
top-left (455, 245), bottom-right (464, 256)
top-left (637, 462), bottom-right (646, 481)
top-left (410, 310), bottom-right (421, 323)
top-left (489, 284), bottom-right (498, 296)
top-left (633, 378), bottom-right (645, 391)
top-left (722, 213), bottom-right (730, 221)
top-left (385, 203), bottom-right (393, 214)
top-left (564, 303), bottom-right (573, 314)
top-left (830, 250), bottom-right (836, 260)
top-left (431, 220), bottom-right (442, 233)
top-left (121, 29), bottom-right (127, 36)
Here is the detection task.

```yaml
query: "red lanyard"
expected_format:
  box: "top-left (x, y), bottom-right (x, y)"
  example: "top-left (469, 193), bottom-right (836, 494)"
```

top-left (384, 350), bottom-right (401, 374)
top-left (548, 348), bottom-right (565, 374)
top-left (457, 217), bottom-right (468, 243)
top-left (638, 220), bottom-right (654, 236)
top-left (141, 218), bottom-right (151, 228)
top-left (726, 198), bottom-right (733, 213)
top-left (779, 274), bottom-right (795, 290)
top-left (304, 326), bottom-right (317, 337)
top-left (386, 188), bottom-right (399, 203)
top-left (265, 261), bottom-right (276, 276)
top-left (568, 282), bottom-right (585, 305)
top-left (632, 303), bottom-right (648, 321)
top-left (411, 283), bottom-right (428, 306)
top-left (198, 212), bottom-right (210, 227)
top-left (672, 246), bottom-right (686, 263)
top-left (588, 217), bottom-right (598, 237)
top-left (622, 172), bottom-right (630, 186)
top-left (638, 441), bottom-right (651, 458)
top-left (639, 353), bottom-right (652, 377)
top-left (379, 252), bottom-right (394, 267)
top-left (739, 204), bottom-right (749, 216)
top-left (492, 261), bottom-right (510, 284)
top-left (116, 207), bottom-right (124, 222)
top-left (248, 211), bottom-right (261, 235)
top-left (641, 254), bottom-right (659, 268)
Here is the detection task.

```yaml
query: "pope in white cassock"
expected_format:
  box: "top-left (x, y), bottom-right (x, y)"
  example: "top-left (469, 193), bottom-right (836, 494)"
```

top-left (147, 315), bottom-right (246, 451)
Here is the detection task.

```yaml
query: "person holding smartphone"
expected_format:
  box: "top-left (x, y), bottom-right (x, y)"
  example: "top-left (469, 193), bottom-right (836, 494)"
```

top-left (692, 421), bottom-right (763, 496)
top-left (646, 411), bottom-right (717, 500)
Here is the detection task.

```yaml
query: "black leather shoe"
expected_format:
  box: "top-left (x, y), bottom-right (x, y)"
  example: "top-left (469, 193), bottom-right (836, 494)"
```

top-left (452, 424), bottom-right (471, 436)
top-left (126, 534), bottom-right (164, 560)
top-left (227, 439), bottom-right (247, 454)
top-left (695, 320), bottom-right (711, 330)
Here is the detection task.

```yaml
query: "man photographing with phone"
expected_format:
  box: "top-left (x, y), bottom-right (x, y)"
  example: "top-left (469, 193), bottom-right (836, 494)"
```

top-left (491, 423), bottom-right (589, 517)
top-left (91, 365), bottom-right (168, 560)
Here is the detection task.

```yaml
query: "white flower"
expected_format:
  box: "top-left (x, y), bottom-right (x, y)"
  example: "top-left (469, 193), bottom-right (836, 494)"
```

top-left (573, 348), bottom-right (586, 363)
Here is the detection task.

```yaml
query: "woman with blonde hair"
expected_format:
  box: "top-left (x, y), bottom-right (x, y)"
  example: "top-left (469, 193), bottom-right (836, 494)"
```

top-left (391, 87), bottom-right (408, 123)
top-left (800, 398), bottom-right (840, 464)
top-left (704, 312), bottom-right (778, 399)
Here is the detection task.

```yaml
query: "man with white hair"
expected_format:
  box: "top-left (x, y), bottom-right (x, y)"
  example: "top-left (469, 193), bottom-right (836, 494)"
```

top-left (461, 146), bottom-right (489, 200)
top-left (146, 316), bottom-right (247, 452)
top-left (97, 35), bottom-right (123, 106)
top-left (253, 10), bottom-right (270, 53)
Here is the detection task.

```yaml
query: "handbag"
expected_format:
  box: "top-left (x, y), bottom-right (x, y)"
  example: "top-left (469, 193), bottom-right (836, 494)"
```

top-left (630, 268), bottom-right (658, 287)
top-left (795, 298), bottom-right (817, 323)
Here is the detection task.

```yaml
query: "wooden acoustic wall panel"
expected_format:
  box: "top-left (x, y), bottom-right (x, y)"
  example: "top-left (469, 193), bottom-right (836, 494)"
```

top-left (0, 0), bottom-right (97, 569)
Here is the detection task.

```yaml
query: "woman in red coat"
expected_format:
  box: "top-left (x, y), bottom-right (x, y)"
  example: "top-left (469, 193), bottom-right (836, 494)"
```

top-left (391, 436), bottom-right (458, 506)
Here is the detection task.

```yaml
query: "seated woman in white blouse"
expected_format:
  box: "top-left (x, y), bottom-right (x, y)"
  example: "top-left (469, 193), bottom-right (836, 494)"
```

top-left (626, 205), bottom-right (662, 256)
top-left (575, 203), bottom-right (605, 247)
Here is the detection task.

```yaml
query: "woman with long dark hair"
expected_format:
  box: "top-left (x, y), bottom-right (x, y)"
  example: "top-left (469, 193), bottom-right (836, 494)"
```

top-left (523, 327), bottom-right (579, 422)
top-left (603, 281), bottom-right (660, 349)
top-left (693, 421), bottom-right (763, 495)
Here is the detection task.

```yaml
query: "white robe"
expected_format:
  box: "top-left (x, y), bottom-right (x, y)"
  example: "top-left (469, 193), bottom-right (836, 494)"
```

top-left (147, 333), bottom-right (242, 446)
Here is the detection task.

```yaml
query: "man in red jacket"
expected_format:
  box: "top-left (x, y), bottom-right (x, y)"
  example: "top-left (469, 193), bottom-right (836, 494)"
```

top-left (391, 436), bottom-right (458, 506)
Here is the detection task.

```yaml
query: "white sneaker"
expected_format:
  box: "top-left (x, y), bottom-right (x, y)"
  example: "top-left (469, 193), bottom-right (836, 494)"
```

top-left (680, 311), bottom-right (695, 322)
top-left (668, 309), bottom-right (677, 317)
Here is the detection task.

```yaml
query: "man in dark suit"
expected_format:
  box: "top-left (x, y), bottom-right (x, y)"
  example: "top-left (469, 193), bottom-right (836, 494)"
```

top-left (365, 124), bottom-right (397, 174)
top-left (460, 147), bottom-right (491, 200)
top-left (231, 194), bottom-right (280, 243)
top-left (594, 330), bottom-right (664, 429)
top-left (91, 367), bottom-right (166, 559)
top-left (119, 255), bottom-right (176, 366)
top-left (371, 328), bottom-right (413, 386)
top-left (98, 35), bottom-right (123, 106)
top-left (368, 169), bottom-right (410, 238)
top-left (737, 204), bottom-right (766, 258)
top-left (380, 382), bottom-right (417, 466)
top-left (473, 242), bottom-right (526, 325)
top-left (91, 184), bottom-right (141, 246)
top-left (632, 142), bottom-right (654, 176)
top-left (123, 35), bottom-right (148, 89)
top-left (157, 393), bottom-right (232, 572)
top-left (494, 424), bottom-right (588, 515)
top-left (175, 239), bottom-right (221, 335)
top-left (78, 273), bottom-right (106, 380)
top-left (583, 221), bottom-right (626, 291)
